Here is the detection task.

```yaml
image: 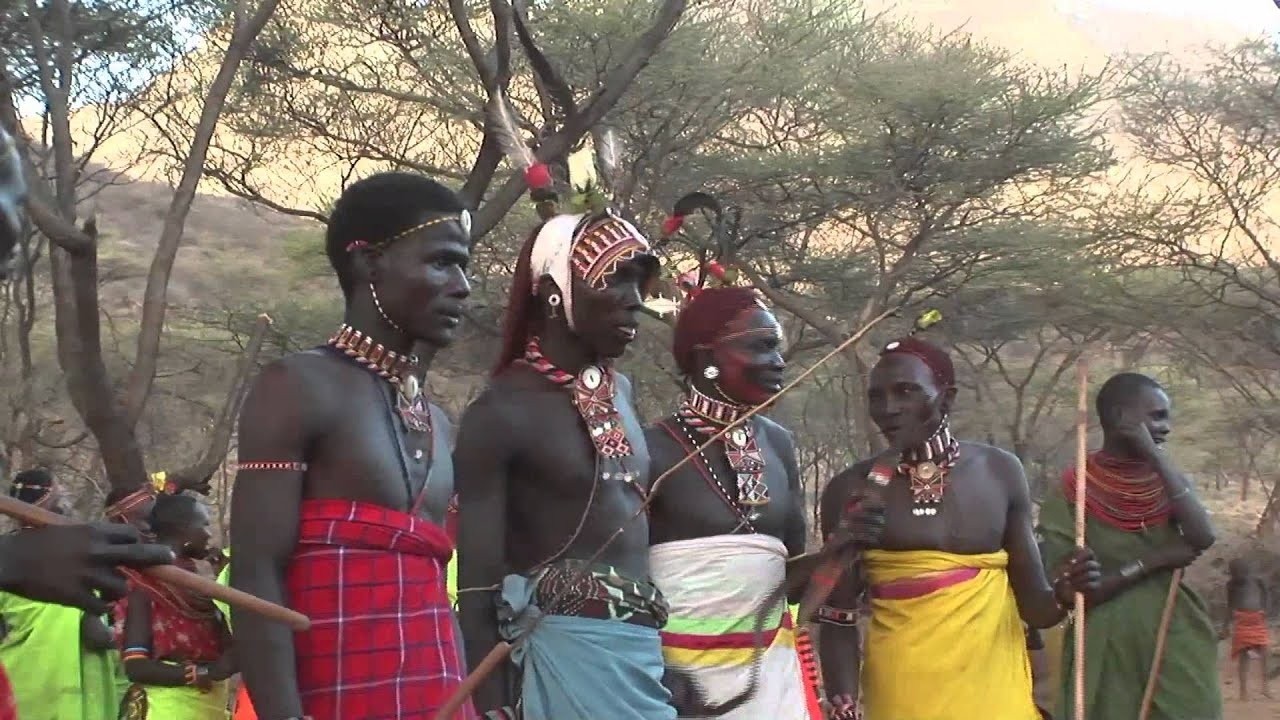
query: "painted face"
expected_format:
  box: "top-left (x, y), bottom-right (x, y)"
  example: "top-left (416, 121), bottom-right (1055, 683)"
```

top-left (1109, 385), bottom-right (1172, 450)
top-left (371, 214), bottom-right (472, 348)
top-left (867, 353), bottom-right (949, 450)
top-left (708, 307), bottom-right (786, 405)
top-left (569, 254), bottom-right (658, 360)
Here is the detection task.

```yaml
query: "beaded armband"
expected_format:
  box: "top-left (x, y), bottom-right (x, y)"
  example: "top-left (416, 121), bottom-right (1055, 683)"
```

top-left (234, 461), bottom-right (308, 473)
top-left (121, 646), bottom-right (150, 663)
top-left (815, 605), bottom-right (859, 627)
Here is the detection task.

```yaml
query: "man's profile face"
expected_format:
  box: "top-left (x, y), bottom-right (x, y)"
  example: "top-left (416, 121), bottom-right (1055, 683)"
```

top-left (570, 254), bottom-right (657, 360)
top-left (709, 307), bottom-right (786, 406)
top-left (867, 353), bottom-right (947, 449)
top-left (373, 216), bottom-right (472, 348)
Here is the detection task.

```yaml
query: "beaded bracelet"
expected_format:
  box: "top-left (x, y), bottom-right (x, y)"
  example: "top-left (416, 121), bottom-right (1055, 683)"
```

top-left (234, 461), bottom-right (308, 473)
top-left (120, 646), bottom-right (150, 663)
top-left (815, 605), bottom-right (860, 627)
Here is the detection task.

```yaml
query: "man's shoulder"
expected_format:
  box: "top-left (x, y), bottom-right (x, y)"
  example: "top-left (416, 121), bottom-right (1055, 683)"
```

top-left (960, 440), bottom-right (1021, 468)
top-left (245, 350), bottom-right (342, 407)
top-left (458, 378), bottom-right (528, 430)
top-left (755, 414), bottom-right (794, 445)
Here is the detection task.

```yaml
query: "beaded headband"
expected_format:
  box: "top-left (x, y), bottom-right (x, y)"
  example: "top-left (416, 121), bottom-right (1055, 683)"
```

top-left (344, 211), bottom-right (472, 253)
top-left (105, 485), bottom-right (156, 520)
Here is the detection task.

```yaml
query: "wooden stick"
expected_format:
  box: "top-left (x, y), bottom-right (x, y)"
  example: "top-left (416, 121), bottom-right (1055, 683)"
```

top-left (432, 641), bottom-right (512, 720)
top-left (1138, 569), bottom-right (1182, 720)
top-left (1072, 359), bottom-right (1089, 720)
top-left (0, 495), bottom-right (310, 631)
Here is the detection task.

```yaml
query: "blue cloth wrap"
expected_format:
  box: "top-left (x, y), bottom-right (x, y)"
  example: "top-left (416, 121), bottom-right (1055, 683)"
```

top-left (499, 574), bottom-right (675, 720)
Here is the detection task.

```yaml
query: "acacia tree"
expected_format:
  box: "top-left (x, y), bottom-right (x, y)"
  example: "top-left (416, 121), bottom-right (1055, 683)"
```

top-left (1098, 40), bottom-right (1280, 531)
top-left (0, 0), bottom-right (282, 493)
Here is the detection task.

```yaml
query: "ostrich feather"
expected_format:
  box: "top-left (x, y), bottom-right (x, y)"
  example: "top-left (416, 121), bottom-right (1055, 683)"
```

top-left (597, 127), bottom-right (621, 187)
top-left (486, 92), bottom-right (536, 172)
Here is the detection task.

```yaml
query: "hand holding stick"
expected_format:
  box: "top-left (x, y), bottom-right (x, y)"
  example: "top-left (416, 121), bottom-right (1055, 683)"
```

top-left (0, 495), bottom-right (310, 631)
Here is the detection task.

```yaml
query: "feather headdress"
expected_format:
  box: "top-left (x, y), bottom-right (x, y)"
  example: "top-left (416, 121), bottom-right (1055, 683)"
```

top-left (486, 91), bottom-right (557, 219)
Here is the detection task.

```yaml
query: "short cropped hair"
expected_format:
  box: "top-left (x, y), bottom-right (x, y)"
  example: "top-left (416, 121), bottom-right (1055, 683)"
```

top-left (325, 172), bottom-right (467, 299)
top-left (1095, 372), bottom-right (1163, 426)
top-left (149, 493), bottom-right (203, 539)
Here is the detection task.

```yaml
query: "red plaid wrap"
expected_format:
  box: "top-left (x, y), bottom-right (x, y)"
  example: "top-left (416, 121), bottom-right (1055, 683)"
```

top-left (286, 499), bottom-right (477, 720)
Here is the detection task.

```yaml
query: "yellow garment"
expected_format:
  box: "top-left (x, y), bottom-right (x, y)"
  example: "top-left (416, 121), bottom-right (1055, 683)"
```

top-left (861, 549), bottom-right (1037, 720)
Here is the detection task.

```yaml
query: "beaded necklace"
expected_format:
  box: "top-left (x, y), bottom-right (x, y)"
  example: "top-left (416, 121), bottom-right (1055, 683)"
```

top-left (516, 337), bottom-right (637, 480)
top-left (677, 385), bottom-right (770, 511)
top-left (327, 324), bottom-right (433, 441)
top-left (1067, 450), bottom-right (1171, 531)
top-left (897, 421), bottom-right (960, 516)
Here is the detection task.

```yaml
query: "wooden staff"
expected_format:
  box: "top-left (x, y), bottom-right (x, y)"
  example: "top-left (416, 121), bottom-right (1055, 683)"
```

top-left (433, 307), bottom-right (900, 720)
top-left (1072, 359), bottom-right (1088, 720)
top-left (1138, 568), bottom-right (1182, 720)
top-left (0, 495), bottom-right (310, 631)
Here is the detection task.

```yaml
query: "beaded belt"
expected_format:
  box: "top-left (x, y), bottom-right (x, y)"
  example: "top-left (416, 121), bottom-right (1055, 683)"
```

top-left (533, 559), bottom-right (669, 628)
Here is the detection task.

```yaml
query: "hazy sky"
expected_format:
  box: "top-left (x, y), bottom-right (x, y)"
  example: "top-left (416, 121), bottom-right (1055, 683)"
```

top-left (1062, 0), bottom-right (1280, 33)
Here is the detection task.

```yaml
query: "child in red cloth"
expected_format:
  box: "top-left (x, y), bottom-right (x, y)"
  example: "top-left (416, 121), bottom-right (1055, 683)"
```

top-left (1228, 557), bottom-right (1272, 700)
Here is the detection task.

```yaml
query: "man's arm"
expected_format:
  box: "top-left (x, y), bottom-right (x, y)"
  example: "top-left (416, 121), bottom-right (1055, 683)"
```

top-left (815, 467), bottom-right (863, 704)
top-left (230, 362), bottom-right (312, 720)
top-left (120, 589), bottom-right (193, 686)
top-left (1149, 453), bottom-right (1215, 551)
top-left (774, 425), bottom-right (808, 560)
top-left (454, 393), bottom-right (515, 714)
top-left (1000, 451), bottom-right (1076, 629)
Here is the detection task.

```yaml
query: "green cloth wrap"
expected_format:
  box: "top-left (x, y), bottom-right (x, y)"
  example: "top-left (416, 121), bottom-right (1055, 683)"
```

top-left (1038, 491), bottom-right (1222, 720)
top-left (0, 591), bottom-right (122, 720)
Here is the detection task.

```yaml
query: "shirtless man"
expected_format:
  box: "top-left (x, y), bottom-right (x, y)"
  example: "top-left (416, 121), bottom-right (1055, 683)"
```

top-left (454, 208), bottom-right (672, 720)
top-left (645, 286), bottom-right (817, 718)
top-left (817, 335), bottom-right (1099, 720)
top-left (1229, 557), bottom-right (1272, 700)
top-left (231, 172), bottom-right (474, 720)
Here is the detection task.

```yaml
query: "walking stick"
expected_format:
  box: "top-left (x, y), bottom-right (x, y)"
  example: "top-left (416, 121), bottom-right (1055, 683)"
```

top-left (0, 495), bottom-right (311, 630)
top-left (1138, 568), bottom-right (1183, 720)
top-left (432, 307), bottom-right (899, 720)
top-left (1072, 359), bottom-right (1088, 720)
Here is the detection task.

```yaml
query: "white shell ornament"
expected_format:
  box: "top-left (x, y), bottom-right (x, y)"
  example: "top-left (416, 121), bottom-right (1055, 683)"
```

top-left (581, 366), bottom-right (603, 390)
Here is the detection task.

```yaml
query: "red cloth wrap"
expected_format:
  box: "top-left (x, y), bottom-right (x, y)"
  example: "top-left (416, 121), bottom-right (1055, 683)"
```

top-left (1232, 609), bottom-right (1270, 658)
top-left (671, 286), bottom-right (764, 376)
top-left (286, 499), bottom-right (476, 720)
top-left (113, 559), bottom-right (225, 662)
top-left (881, 336), bottom-right (955, 388)
top-left (0, 666), bottom-right (15, 720)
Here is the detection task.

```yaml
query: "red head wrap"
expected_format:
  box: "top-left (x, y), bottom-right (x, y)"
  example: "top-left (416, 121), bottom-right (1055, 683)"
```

top-left (672, 286), bottom-right (766, 376)
top-left (880, 336), bottom-right (955, 389)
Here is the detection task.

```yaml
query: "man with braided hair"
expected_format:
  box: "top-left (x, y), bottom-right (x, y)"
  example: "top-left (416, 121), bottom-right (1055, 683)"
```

top-left (817, 335), bottom-right (1100, 720)
top-left (231, 172), bottom-right (475, 720)
top-left (454, 207), bottom-right (674, 720)
top-left (645, 286), bottom-right (821, 719)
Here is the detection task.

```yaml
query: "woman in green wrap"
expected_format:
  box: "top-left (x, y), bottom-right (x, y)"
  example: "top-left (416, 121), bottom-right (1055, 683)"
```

top-left (113, 493), bottom-right (235, 719)
top-left (1039, 372), bottom-right (1220, 720)
top-left (0, 470), bottom-right (123, 719)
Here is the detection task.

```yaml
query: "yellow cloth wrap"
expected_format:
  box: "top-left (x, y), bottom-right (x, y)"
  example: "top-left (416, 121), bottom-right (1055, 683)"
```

top-left (860, 549), bottom-right (1037, 720)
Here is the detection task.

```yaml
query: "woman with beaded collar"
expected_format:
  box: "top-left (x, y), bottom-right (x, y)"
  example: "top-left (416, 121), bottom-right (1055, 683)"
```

top-left (229, 172), bottom-right (475, 720)
top-left (644, 285), bottom-right (822, 719)
top-left (1038, 372), bottom-right (1219, 720)
top-left (815, 330), bottom-right (1102, 720)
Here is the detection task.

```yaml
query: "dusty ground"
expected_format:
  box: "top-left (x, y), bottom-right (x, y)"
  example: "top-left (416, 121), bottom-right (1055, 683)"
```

top-left (1221, 641), bottom-right (1280, 720)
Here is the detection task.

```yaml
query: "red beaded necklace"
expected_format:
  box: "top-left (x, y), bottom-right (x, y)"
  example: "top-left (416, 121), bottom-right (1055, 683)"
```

top-left (1065, 450), bottom-right (1171, 531)
top-left (516, 337), bottom-right (634, 460)
top-left (677, 385), bottom-right (770, 509)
